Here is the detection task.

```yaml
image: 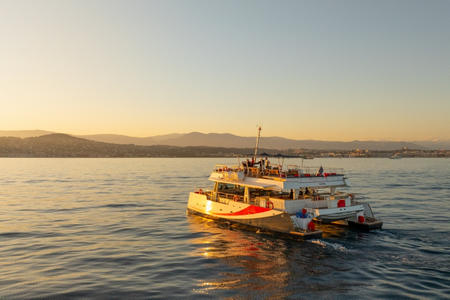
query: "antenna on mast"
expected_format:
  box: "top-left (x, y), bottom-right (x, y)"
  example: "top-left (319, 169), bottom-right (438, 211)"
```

top-left (253, 126), bottom-right (262, 161)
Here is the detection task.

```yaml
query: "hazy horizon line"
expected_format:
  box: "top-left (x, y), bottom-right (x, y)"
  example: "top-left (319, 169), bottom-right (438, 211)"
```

top-left (0, 129), bottom-right (448, 143)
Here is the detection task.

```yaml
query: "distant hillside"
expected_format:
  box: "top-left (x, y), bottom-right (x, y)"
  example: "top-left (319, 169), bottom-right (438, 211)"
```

top-left (156, 132), bottom-right (427, 151)
top-left (79, 132), bottom-right (425, 151)
top-left (0, 134), bottom-right (261, 157)
top-left (414, 140), bottom-right (450, 150)
top-left (2, 130), bottom-right (448, 150)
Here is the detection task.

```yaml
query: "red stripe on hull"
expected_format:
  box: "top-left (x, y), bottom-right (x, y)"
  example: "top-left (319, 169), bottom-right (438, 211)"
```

top-left (214, 205), bottom-right (271, 216)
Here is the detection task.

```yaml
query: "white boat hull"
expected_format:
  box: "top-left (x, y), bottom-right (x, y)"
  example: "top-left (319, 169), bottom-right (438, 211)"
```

top-left (187, 192), bottom-right (319, 237)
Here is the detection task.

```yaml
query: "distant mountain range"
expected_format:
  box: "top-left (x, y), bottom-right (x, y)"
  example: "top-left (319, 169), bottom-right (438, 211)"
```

top-left (0, 134), bottom-right (258, 157)
top-left (1, 130), bottom-right (449, 150)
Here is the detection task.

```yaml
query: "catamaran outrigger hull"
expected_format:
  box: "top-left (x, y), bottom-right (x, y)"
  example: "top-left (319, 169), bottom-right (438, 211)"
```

top-left (187, 192), bottom-right (322, 239)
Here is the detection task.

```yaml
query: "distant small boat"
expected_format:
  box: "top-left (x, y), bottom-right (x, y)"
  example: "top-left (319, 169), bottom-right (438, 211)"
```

top-left (390, 154), bottom-right (402, 159)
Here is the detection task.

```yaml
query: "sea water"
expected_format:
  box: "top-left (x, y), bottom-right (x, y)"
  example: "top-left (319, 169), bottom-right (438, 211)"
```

top-left (0, 158), bottom-right (448, 299)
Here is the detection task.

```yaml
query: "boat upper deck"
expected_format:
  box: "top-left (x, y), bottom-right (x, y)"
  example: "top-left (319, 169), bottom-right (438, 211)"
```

top-left (209, 163), bottom-right (348, 191)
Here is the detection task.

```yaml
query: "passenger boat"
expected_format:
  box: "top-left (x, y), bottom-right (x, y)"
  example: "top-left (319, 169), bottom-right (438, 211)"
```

top-left (187, 128), bottom-right (382, 239)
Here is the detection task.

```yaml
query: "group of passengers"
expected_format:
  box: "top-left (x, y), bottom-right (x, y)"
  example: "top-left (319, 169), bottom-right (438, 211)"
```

top-left (297, 187), bottom-right (317, 199)
top-left (285, 187), bottom-right (316, 199)
top-left (242, 157), bottom-right (271, 175)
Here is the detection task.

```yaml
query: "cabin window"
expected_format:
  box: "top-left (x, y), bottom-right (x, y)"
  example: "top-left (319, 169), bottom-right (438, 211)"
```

top-left (217, 183), bottom-right (243, 195)
top-left (218, 183), bottom-right (235, 191)
top-left (248, 188), bottom-right (271, 198)
top-left (235, 185), bottom-right (245, 194)
top-left (258, 190), bottom-right (271, 197)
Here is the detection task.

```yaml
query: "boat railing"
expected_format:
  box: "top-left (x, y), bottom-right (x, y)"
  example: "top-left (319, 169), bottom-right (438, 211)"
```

top-left (286, 165), bottom-right (344, 176)
top-left (217, 191), bottom-right (244, 202)
top-left (363, 203), bottom-right (375, 218)
top-left (213, 165), bottom-right (241, 172)
top-left (213, 164), bottom-right (344, 179)
top-left (260, 166), bottom-right (344, 178)
top-left (217, 192), bottom-right (269, 208)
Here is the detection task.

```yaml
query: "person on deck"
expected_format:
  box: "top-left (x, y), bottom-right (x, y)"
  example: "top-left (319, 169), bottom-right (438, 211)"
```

top-left (242, 160), bottom-right (249, 175)
top-left (317, 166), bottom-right (324, 176)
top-left (298, 189), bottom-right (304, 198)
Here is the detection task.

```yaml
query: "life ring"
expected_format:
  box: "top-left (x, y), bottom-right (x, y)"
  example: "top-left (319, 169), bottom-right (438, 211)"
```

top-left (266, 200), bottom-right (274, 210)
top-left (233, 194), bottom-right (239, 201)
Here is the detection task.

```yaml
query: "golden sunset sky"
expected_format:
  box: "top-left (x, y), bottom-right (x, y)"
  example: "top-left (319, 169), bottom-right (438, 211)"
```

top-left (0, 0), bottom-right (449, 141)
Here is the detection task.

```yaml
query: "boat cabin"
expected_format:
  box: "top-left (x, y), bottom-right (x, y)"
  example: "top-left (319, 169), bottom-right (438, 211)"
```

top-left (199, 163), bottom-right (356, 215)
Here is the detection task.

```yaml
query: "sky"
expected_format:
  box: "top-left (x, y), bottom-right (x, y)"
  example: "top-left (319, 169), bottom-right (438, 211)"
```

top-left (0, 0), bottom-right (449, 141)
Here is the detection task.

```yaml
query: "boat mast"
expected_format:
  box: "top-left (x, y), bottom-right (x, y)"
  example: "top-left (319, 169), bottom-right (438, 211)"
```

top-left (253, 126), bottom-right (262, 161)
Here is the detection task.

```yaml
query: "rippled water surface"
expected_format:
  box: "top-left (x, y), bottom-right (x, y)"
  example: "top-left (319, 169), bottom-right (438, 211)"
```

top-left (0, 158), bottom-right (449, 299)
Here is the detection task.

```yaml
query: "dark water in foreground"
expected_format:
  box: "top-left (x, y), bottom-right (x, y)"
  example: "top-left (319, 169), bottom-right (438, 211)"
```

top-left (0, 158), bottom-right (448, 299)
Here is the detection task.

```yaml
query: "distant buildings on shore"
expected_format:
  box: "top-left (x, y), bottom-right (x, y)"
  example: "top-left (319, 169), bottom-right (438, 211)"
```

top-left (294, 147), bottom-right (450, 158)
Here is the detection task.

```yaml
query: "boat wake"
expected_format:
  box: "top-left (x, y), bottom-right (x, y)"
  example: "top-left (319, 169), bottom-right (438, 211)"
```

top-left (309, 239), bottom-right (348, 252)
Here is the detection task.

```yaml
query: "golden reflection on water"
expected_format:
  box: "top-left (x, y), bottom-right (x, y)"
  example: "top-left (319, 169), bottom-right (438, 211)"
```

top-left (187, 215), bottom-right (293, 297)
